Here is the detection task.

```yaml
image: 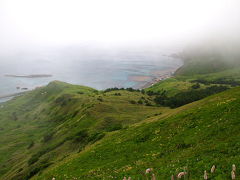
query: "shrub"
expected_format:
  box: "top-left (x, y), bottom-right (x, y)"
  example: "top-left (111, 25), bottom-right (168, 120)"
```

top-left (98, 117), bottom-right (123, 132)
top-left (27, 141), bottom-right (35, 149)
top-left (126, 87), bottom-right (135, 92)
top-left (192, 83), bottom-right (200, 89)
top-left (73, 129), bottom-right (89, 143)
top-left (97, 97), bottom-right (103, 102)
top-left (114, 93), bottom-right (121, 96)
top-left (28, 155), bottom-right (40, 165)
top-left (191, 78), bottom-right (240, 86)
top-left (135, 134), bottom-right (150, 143)
top-left (28, 140), bottom-right (65, 165)
top-left (137, 100), bottom-right (143, 104)
top-left (146, 102), bottom-right (152, 106)
top-left (17, 168), bottom-right (23, 173)
top-left (154, 85), bottom-right (229, 108)
top-left (55, 94), bottom-right (72, 106)
top-left (104, 87), bottom-right (121, 92)
top-left (106, 123), bottom-right (123, 132)
top-left (104, 87), bottom-right (140, 93)
top-left (26, 161), bottom-right (52, 179)
top-left (129, 100), bottom-right (136, 104)
top-left (27, 167), bottom-right (41, 179)
top-left (12, 112), bottom-right (18, 121)
top-left (71, 110), bottom-right (79, 118)
top-left (42, 132), bottom-right (54, 143)
top-left (176, 143), bottom-right (192, 149)
top-left (88, 132), bottom-right (105, 143)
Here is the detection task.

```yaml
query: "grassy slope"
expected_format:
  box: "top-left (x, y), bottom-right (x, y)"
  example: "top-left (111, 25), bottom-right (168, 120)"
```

top-left (147, 47), bottom-right (240, 96)
top-left (147, 66), bottom-right (240, 96)
top-left (0, 81), bottom-right (167, 180)
top-left (1, 52), bottom-right (240, 179)
top-left (30, 56), bottom-right (240, 179)
top-left (34, 86), bottom-right (240, 180)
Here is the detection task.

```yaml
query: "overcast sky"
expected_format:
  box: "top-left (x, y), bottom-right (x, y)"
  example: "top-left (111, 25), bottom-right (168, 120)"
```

top-left (0, 0), bottom-right (240, 51)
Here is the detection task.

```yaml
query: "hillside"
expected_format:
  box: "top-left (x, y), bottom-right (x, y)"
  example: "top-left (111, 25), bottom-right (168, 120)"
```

top-left (147, 43), bottom-right (240, 98)
top-left (147, 66), bottom-right (240, 97)
top-left (147, 55), bottom-right (240, 97)
top-left (33, 86), bottom-right (240, 180)
top-left (1, 51), bottom-right (240, 179)
top-left (0, 81), bottom-right (167, 180)
top-left (0, 79), bottom-right (239, 179)
top-left (175, 42), bottom-right (240, 76)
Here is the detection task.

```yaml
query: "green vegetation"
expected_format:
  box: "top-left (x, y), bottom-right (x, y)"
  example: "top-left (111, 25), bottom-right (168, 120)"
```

top-left (147, 77), bottom-right (194, 96)
top-left (153, 85), bottom-right (229, 108)
top-left (1, 50), bottom-right (240, 179)
top-left (147, 45), bottom-right (240, 97)
top-left (0, 81), bottom-right (166, 180)
top-left (146, 66), bottom-right (240, 97)
top-left (33, 86), bottom-right (240, 180)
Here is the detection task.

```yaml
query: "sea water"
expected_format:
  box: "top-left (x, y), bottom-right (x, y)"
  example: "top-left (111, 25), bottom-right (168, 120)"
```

top-left (0, 49), bottom-right (182, 101)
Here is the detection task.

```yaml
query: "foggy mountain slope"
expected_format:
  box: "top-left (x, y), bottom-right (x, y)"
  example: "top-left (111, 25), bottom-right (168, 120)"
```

top-left (147, 42), bottom-right (240, 97)
top-left (175, 41), bottom-right (240, 76)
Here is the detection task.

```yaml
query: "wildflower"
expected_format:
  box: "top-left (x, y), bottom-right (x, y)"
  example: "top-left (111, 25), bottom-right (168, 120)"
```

top-left (151, 174), bottom-right (156, 180)
top-left (146, 168), bottom-right (153, 174)
top-left (211, 165), bottom-right (216, 173)
top-left (204, 170), bottom-right (208, 180)
top-left (128, 177), bottom-right (131, 180)
top-left (177, 172), bottom-right (187, 179)
top-left (232, 164), bottom-right (236, 172)
top-left (123, 177), bottom-right (127, 180)
top-left (231, 170), bottom-right (236, 180)
top-left (52, 178), bottom-right (56, 180)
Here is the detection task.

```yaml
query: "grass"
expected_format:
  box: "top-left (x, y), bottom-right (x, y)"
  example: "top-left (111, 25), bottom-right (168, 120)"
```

top-left (1, 56), bottom-right (240, 179)
top-left (146, 67), bottom-right (240, 97)
top-left (0, 81), bottom-right (167, 180)
top-left (147, 78), bottom-right (195, 96)
top-left (1, 80), bottom-right (238, 179)
top-left (32, 87), bottom-right (240, 180)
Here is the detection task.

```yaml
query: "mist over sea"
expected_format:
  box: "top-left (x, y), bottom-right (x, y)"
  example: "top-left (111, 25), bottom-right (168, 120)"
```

top-left (0, 48), bottom-right (182, 101)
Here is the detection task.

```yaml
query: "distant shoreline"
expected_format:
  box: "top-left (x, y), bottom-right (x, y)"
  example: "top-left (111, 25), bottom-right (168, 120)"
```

top-left (1, 57), bottom-right (182, 102)
top-left (138, 56), bottom-right (183, 89)
top-left (0, 92), bottom-right (27, 100)
top-left (137, 64), bottom-right (181, 89)
top-left (5, 74), bottom-right (53, 78)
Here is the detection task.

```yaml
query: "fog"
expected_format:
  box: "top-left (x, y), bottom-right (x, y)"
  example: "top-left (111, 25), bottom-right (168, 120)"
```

top-left (0, 0), bottom-right (240, 97)
top-left (1, 0), bottom-right (240, 54)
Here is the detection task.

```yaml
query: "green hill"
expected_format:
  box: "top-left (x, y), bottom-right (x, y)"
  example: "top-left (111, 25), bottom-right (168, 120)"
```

top-left (0, 81), bottom-right (166, 180)
top-left (34, 87), bottom-right (240, 180)
top-left (147, 43), bottom-right (240, 97)
top-left (147, 63), bottom-right (240, 97)
top-left (175, 42), bottom-right (240, 76)
top-left (0, 80), bottom-right (240, 179)
top-left (1, 49), bottom-right (240, 179)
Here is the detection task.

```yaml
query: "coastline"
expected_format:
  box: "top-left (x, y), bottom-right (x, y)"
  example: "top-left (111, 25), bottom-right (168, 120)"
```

top-left (0, 58), bottom-right (183, 102)
top-left (0, 92), bottom-right (27, 102)
top-left (139, 55), bottom-right (183, 89)
top-left (140, 67), bottom-right (178, 89)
